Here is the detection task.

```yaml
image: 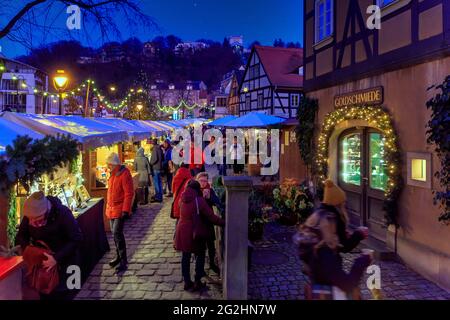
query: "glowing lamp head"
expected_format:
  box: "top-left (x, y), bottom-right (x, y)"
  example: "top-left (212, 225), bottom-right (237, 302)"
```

top-left (136, 104), bottom-right (144, 111)
top-left (53, 70), bottom-right (68, 91)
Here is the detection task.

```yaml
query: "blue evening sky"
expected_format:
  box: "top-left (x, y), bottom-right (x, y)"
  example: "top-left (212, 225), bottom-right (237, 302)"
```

top-left (0, 0), bottom-right (303, 58)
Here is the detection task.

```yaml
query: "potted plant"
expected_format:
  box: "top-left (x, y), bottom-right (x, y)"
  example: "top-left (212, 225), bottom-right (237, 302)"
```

top-left (248, 191), bottom-right (271, 241)
top-left (273, 178), bottom-right (314, 226)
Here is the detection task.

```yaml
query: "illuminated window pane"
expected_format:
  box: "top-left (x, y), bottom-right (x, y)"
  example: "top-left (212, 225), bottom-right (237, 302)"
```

top-left (341, 133), bottom-right (361, 186)
top-left (411, 159), bottom-right (427, 182)
top-left (369, 133), bottom-right (388, 191)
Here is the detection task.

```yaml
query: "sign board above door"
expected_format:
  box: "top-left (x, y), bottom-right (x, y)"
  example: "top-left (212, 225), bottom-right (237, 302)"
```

top-left (334, 87), bottom-right (384, 108)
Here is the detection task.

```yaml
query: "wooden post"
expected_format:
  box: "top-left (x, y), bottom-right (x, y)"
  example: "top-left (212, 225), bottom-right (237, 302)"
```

top-left (223, 176), bottom-right (253, 300)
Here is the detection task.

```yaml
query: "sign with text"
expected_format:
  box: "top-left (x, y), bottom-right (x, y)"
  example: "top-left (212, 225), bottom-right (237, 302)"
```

top-left (334, 87), bottom-right (384, 108)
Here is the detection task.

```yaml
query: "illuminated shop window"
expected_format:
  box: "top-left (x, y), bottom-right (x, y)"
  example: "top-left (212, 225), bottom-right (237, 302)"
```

top-left (411, 159), bottom-right (427, 182)
top-left (341, 133), bottom-right (361, 186)
top-left (370, 133), bottom-right (388, 191)
top-left (407, 152), bottom-right (432, 189)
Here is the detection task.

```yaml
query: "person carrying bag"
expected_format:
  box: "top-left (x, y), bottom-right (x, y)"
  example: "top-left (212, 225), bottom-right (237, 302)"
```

top-left (23, 241), bottom-right (60, 295)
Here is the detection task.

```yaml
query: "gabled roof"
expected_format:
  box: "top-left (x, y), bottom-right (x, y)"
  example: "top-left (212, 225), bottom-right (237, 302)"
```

top-left (253, 46), bottom-right (303, 88)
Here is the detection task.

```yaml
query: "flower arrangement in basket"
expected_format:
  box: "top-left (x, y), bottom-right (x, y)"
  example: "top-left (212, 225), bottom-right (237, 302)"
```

top-left (273, 178), bottom-right (314, 225)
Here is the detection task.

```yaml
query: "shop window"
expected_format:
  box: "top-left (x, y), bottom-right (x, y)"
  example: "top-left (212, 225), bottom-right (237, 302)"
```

top-left (341, 133), bottom-right (361, 186)
top-left (369, 133), bottom-right (388, 191)
top-left (411, 159), bottom-right (426, 181)
top-left (407, 152), bottom-right (432, 189)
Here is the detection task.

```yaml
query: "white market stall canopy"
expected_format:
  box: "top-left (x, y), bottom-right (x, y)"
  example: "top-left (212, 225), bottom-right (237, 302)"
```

top-left (0, 117), bottom-right (44, 156)
top-left (1, 112), bottom-right (128, 149)
top-left (92, 118), bottom-right (159, 142)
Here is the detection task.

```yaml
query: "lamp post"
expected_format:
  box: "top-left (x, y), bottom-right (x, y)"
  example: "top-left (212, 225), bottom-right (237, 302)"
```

top-left (53, 70), bottom-right (69, 115)
top-left (110, 86), bottom-right (117, 117)
top-left (136, 103), bottom-right (143, 120)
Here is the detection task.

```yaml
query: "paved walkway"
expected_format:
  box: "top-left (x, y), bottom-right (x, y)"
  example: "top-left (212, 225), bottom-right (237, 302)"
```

top-left (75, 200), bottom-right (223, 300)
top-left (248, 222), bottom-right (450, 300)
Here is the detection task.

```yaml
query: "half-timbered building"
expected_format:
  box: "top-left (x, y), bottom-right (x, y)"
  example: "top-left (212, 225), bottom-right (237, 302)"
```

top-left (239, 46), bottom-right (303, 118)
top-left (304, 0), bottom-right (450, 290)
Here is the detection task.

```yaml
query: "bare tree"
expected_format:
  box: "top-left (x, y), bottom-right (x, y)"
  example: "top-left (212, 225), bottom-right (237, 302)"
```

top-left (0, 0), bottom-right (157, 50)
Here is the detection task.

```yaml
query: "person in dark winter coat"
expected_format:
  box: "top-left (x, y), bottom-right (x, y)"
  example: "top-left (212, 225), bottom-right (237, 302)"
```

top-left (133, 147), bottom-right (152, 205)
top-left (301, 180), bottom-right (371, 299)
top-left (196, 172), bottom-right (223, 275)
top-left (174, 180), bottom-right (224, 291)
top-left (162, 139), bottom-right (174, 197)
top-left (149, 139), bottom-right (164, 202)
top-left (16, 191), bottom-right (83, 300)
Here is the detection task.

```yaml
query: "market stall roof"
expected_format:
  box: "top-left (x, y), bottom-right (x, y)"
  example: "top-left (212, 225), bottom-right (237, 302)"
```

top-left (159, 120), bottom-right (184, 129)
top-left (1, 112), bottom-right (128, 149)
top-left (208, 115), bottom-right (238, 127)
top-left (92, 118), bottom-right (157, 142)
top-left (128, 120), bottom-right (165, 136)
top-left (144, 120), bottom-right (176, 132)
top-left (0, 117), bottom-right (44, 156)
top-left (222, 112), bottom-right (286, 128)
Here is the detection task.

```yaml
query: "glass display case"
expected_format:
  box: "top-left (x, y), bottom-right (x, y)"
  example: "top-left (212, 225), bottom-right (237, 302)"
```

top-left (369, 133), bottom-right (388, 191)
top-left (341, 133), bottom-right (361, 186)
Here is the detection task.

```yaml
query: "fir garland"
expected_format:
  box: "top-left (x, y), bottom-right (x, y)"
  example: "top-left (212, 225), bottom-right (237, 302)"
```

top-left (0, 135), bottom-right (79, 246)
top-left (314, 105), bottom-right (403, 227)
top-left (426, 75), bottom-right (450, 223)
top-left (7, 190), bottom-right (16, 246)
top-left (295, 96), bottom-right (318, 171)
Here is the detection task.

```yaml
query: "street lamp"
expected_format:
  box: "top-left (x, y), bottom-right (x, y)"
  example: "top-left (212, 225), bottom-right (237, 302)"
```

top-left (53, 70), bottom-right (69, 115)
top-left (136, 103), bottom-right (143, 120)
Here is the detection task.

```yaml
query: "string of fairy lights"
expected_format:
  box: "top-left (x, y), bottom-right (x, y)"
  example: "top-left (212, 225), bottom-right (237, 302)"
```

top-left (9, 77), bottom-right (210, 114)
top-left (315, 105), bottom-right (403, 226)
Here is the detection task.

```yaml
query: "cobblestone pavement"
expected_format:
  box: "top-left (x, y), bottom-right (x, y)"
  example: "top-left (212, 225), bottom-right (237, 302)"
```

top-left (248, 222), bottom-right (450, 300)
top-left (76, 200), bottom-right (223, 300)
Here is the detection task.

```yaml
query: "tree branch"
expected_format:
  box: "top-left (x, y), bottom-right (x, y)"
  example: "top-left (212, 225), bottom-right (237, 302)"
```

top-left (0, 0), bottom-right (47, 39)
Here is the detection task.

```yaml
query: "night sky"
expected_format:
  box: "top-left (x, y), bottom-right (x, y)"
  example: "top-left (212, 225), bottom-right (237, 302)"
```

top-left (0, 0), bottom-right (303, 58)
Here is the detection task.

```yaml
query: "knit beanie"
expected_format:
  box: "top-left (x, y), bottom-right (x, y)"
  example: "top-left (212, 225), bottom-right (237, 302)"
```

top-left (106, 153), bottom-right (121, 165)
top-left (23, 191), bottom-right (50, 219)
top-left (322, 179), bottom-right (346, 206)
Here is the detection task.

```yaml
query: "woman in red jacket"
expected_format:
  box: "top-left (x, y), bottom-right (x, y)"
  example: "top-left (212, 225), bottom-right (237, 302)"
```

top-left (174, 180), bottom-right (225, 291)
top-left (171, 164), bottom-right (192, 220)
top-left (105, 153), bottom-right (134, 272)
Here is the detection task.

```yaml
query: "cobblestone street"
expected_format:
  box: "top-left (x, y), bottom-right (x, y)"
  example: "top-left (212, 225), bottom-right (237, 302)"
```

top-left (248, 222), bottom-right (450, 300)
top-left (75, 200), bottom-right (223, 300)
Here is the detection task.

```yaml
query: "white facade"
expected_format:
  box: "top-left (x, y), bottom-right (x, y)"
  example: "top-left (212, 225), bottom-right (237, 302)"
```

top-left (0, 55), bottom-right (49, 114)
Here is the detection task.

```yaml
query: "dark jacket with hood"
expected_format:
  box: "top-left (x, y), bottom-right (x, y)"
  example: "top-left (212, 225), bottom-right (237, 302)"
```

top-left (174, 187), bottom-right (224, 254)
top-left (16, 196), bottom-right (83, 291)
top-left (149, 144), bottom-right (164, 171)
